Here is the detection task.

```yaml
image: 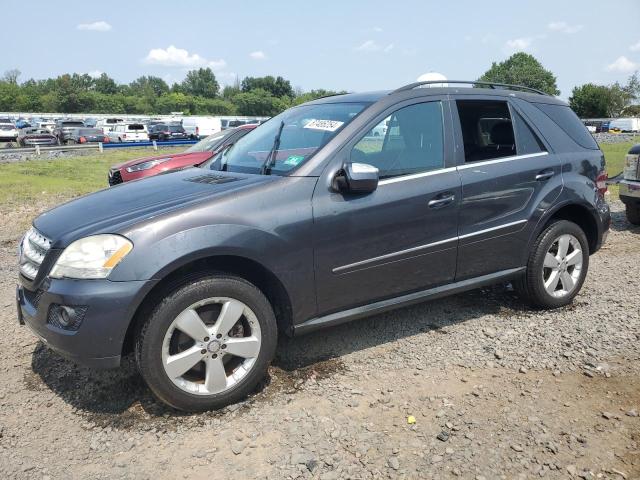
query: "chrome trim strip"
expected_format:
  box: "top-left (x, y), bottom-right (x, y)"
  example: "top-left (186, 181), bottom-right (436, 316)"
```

top-left (378, 166), bottom-right (458, 185)
top-left (332, 219), bottom-right (528, 274)
top-left (332, 236), bottom-right (458, 274)
top-left (458, 219), bottom-right (527, 240)
top-left (457, 151), bottom-right (548, 170)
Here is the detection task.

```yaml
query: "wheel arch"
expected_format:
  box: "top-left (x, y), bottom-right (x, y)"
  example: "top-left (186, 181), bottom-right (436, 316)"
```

top-left (532, 202), bottom-right (599, 254)
top-left (121, 254), bottom-right (294, 357)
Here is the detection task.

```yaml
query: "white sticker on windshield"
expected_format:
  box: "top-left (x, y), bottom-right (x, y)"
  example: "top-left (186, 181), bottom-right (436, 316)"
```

top-left (303, 119), bottom-right (344, 132)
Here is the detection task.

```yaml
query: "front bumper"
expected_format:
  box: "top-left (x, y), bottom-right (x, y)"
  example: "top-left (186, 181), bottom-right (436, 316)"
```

top-left (619, 179), bottom-right (640, 205)
top-left (17, 277), bottom-right (155, 369)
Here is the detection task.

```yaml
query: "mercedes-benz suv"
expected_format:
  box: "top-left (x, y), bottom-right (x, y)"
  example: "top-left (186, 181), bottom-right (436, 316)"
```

top-left (16, 81), bottom-right (610, 411)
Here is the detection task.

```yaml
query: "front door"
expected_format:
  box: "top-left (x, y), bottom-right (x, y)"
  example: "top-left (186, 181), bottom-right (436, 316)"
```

top-left (313, 99), bottom-right (461, 315)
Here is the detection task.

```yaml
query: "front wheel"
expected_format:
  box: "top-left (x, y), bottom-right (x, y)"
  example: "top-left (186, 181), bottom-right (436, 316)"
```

top-left (514, 220), bottom-right (589, 309)
top-left (135, 275), bottom-right (277, 411)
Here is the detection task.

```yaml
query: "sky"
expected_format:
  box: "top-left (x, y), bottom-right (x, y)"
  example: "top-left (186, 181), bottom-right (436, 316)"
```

top-left (2, 0), bottom-right (640, 100)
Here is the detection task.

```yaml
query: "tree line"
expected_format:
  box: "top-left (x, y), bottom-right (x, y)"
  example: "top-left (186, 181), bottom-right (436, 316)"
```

top-left (0, 68), bottom-right (343, 116)
top-left (0, 53), bottom-right (638, 118)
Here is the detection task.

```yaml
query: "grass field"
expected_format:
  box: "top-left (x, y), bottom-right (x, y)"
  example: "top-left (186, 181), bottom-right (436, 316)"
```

top-left (0, 142), bottom-right (635, 208)
top-left (0, 148), bottom-right (180, 205)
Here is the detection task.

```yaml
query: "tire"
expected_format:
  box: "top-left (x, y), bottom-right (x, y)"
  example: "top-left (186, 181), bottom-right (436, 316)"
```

top-left (135, 275), bottom-right (278, 412)
top-left (626, 203), bottom-right (640, 225)
top-left (514, 220), bottom-right (589, 309)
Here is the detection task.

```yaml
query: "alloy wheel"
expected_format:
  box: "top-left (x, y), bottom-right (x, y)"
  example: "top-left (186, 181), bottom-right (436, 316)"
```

top-left (542, 234), bottom-right (583, 298)
top-left (161, 297), bottom-right (262, 396)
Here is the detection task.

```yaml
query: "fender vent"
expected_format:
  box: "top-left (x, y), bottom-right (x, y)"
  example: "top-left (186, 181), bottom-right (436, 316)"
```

top-left (185, 174), bottom-right (242, 185)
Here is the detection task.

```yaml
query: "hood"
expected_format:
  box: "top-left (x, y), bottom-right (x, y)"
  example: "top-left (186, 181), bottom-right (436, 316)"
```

top-left (34, 168), bottom-right (276, 247)
top-left (113, 151), bottom-right (212, 170)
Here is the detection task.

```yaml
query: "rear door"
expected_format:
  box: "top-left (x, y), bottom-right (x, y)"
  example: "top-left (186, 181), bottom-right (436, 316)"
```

top-left (313, 98), bottom-right (461, 314)
top-left (451, 96), bottom-right (562, 280)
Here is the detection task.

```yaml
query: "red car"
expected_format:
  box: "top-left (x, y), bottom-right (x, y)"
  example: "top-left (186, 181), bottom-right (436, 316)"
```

top-left (108, 125), bottom-right (256, 185)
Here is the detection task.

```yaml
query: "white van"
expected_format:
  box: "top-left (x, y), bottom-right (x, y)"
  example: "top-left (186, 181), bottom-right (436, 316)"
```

top-left (181, 116), bottom-right (222, 139)
top-left (96, 118), bottom-right (125, 135)
top-left (107, 123), bottom-right (149, 143)
top-left (609, 118), bottom-right (640, 133)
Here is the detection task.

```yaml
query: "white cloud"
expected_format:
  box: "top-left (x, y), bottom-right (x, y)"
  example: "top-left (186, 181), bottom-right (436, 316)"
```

top-left (354, 40), bottom-right (394, 53)
top-left (143, 45), bottom-right (226, 69)
top-left (87, 70), bottom-right (103, 78)
top-left (630, 40), bottom-right (640, 52)
top-left (249, 50), bottom-right (267, 60)
top-left (504, 37), bottom-right (533, 52)
top-left (77, 21), bottom-right (112, 32)
top-left (548, 21), bottom-right (583, 34)
top-left (605, 56), bottom-right (639, 73)
top-left (373, 26), bottom-right (383, 32)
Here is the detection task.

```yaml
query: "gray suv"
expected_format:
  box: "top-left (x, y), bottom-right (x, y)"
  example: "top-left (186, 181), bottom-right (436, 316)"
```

top-left (17, 81), bottom-right (611, 411)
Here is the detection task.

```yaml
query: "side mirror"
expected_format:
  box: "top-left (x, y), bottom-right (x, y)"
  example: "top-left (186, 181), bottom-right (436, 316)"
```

top-left (333, 162), bottom-right (379, 194)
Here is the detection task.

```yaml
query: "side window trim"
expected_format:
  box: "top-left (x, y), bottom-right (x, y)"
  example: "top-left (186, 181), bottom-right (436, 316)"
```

top-left (508, 100), bottom-right (554, 154)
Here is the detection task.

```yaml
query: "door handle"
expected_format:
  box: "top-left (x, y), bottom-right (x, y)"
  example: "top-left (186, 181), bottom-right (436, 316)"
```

top-left (535, 169), bottom-right (555, 181)
top-left (428, 194), bottom-right (455, 208)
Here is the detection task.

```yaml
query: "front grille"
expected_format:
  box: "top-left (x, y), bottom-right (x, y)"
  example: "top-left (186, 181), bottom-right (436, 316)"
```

top-left (19, 228), bottom-right (52, 280)
top-left (23, 288), bottom-right (44, 308)
top-left (108, 169), bottom-right (123, 185)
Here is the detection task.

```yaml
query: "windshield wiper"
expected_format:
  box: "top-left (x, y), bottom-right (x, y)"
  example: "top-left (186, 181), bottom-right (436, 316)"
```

top-left (260, 121), bottom-right (285, 175)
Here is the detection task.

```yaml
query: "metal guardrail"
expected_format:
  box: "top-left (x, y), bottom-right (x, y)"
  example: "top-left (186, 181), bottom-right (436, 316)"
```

top-left (0, 139), bottom-right (198, 156)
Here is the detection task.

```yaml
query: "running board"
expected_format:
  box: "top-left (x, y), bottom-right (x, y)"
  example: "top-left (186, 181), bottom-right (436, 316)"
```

top-left (293, 267), bottom-right (525, 335)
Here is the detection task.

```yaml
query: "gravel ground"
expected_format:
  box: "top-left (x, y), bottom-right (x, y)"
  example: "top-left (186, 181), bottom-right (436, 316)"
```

top-left (593, 133), bottom-right (639, 145)
top-left (0, 201), bottom-right (638, 480)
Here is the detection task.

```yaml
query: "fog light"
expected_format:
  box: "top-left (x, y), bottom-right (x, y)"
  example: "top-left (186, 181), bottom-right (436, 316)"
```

top-left (47, 304), bottom-right (87, 331)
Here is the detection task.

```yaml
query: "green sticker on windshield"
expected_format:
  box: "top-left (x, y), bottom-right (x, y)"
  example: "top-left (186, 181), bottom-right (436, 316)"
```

top-left (284, 155), bottom-right (305, 166)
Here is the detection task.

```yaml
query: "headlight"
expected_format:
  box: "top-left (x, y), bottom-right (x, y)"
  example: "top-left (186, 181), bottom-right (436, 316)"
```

top-left (49, 235), bottom-right (133, 279)
top-left (126, 158), bottom-right (171, 173)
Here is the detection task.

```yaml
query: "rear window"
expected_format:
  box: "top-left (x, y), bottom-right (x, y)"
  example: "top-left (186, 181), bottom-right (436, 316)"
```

top-left (534, 103), bottom-right (599, 150)
top-left (62, 121), bottom-right (84, 127)
top-left (80, 129), bottom-right (103, 135)
top-left (169, 125), bottom-right (185, 132)
top-left (127, 124), bottom-right (145, 131)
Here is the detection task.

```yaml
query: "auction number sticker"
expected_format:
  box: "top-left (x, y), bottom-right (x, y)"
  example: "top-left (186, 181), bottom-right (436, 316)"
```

top-left (303, 119), bottom-right (344, 132)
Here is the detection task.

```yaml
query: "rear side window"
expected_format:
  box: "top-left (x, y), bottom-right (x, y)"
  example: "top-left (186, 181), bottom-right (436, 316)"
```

top-left (456, 100), bottom-right (516, 163)
top-left (534, 103), bottom-right (599, 150)
top-left (511, 109), bottom-right (546, 155)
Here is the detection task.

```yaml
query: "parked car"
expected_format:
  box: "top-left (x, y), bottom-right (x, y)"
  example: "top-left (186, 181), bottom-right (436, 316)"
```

top-left (108, 125), bottom-right (256, 185)
top-left (620, 144), bottom-right (640, 225)
top-left (17, 80), bottom-right (610, 412)
top-left (107, 123), bottom-right (149, 143)
top-left (37, 120), bottom-right (56, 133)
top-left (65, 128), bottom-right (110, 144)
top-left (0, 120), bottom-right (18, 141)
top-left (148, 123), bottom-right (189, 141)
top-left (96, 118), bottom-right (124, 134)
top-left (53, 120), bottom-right (85, 144)
top-left (17, 127), bottom-right (58, 146)
top-left (181, 116), bottom-right (222, 139)
top-left (608, 118), bottom-right (640, 133)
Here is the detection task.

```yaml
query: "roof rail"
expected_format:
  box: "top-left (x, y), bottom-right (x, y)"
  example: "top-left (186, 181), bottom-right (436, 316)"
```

top-left (391, 80), bottom-right (549, 96)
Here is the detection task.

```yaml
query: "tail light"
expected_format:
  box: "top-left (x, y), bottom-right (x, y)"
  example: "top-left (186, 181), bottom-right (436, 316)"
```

top-left (123, 134), bottom-right (127, 139)
top-left (196, 126), bottom-right (199, 136)
top-left (596, 170), bottom-right (608, 196)
top-left (79, 137), bottom-right (86, 143)
top-left (103, 136), bottom-right (110, 143)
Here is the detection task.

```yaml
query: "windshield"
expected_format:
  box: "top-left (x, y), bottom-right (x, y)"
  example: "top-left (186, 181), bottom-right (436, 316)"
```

top-left (185, 130), bottom-right (228, 153)
top-left (210, 102), bottom-right (367, 175)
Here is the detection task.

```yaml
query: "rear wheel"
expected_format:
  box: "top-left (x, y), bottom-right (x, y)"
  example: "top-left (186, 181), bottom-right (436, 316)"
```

top-left (626, 203), bottom-right (640, 225)
top-left (135, 275), bottom-right (277, 411)
top-left (515, 220), bottom-right (589, 309)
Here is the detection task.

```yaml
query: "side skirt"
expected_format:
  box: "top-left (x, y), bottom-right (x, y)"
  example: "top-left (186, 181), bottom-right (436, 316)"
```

top-left (293, 267), bottom-right (525, 335)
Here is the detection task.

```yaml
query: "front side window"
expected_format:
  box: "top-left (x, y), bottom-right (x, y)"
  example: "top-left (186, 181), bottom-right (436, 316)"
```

top-left (212, 102), bottom-right (368, 175)
top-left (456, 100), bottom-right (516, 163)
top-left (351, 101), bottom-right (444, 179)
